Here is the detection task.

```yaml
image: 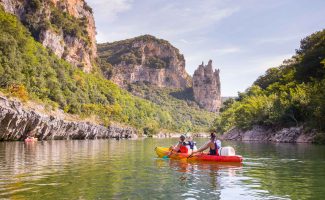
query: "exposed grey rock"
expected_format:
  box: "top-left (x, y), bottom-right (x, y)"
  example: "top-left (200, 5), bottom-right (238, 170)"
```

top-left (0, 96), bottom-right (136, 141)
top-left (0, 0), bottom-right (97, 72)
top-left (40, 29), bottom-right (65, 58)
top-left (98, 35), bottom-right (191, 89)
top-left (221, 125), bottom-right (316, 143)
top-left (193, 60), bottom-right (221, 112)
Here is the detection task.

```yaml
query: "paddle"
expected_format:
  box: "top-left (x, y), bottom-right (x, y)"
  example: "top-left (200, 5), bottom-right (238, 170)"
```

top-left (187, 151), bottom-right (202, 159)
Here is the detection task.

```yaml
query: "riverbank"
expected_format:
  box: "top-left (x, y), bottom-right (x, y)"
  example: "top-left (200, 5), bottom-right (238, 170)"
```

top-left (0, 95), bottom-right (136, 141)
top-left (221, 126), bottom-right (316, 143)
top-left (152, 132), bottom-right (209, 138)
top-left (0, 93), bottom-right (210, 141)
top-left (0, 94), bottom-right (318, 143)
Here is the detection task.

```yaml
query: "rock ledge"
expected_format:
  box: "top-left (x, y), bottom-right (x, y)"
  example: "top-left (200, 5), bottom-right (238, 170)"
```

top-left (0, 95), bottom-right (136, 141)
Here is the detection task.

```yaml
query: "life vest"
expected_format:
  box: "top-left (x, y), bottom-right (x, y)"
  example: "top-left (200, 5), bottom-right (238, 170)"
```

top-left (186, 141), bottom-right (197, 150)
top-left (209, 140), bottom-right (221, 156)
top-left (178, 142), bottom-right (188, 153)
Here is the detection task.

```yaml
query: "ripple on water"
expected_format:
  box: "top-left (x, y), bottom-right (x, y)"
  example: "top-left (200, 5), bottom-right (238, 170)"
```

top-left (0, 187), bottom-right (34, 197)
top-left (1, 139), bottom-right (325, 200)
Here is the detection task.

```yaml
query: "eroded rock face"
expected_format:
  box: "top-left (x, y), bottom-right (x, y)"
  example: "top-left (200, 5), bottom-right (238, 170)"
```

top-left (98, 35), bottom-right (191, 89)
top-left (221, 126), bottom-right (316, 143)
top-left (0, 96), bottom-right (136, 141)
top-left (193, 60), bottom-right (221, 112)
top-left (0, 0), bottom-right (96, 72)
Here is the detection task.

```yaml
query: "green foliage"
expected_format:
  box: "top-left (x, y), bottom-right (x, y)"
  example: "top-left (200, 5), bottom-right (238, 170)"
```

top-left (145, 56), bottom-right (167, 69)
top-left (214, 29), bottom-right (325, 141)
top-left (49, 3), bottom-right (91, 45)
top-left (127, 82), bottom-right (216, 132)
top-left (0, 10), bottom-right (212, 133)
top-left (219, 98), bottom-right (235, 112)
top-left (19, 0), bottom-right (91, 45)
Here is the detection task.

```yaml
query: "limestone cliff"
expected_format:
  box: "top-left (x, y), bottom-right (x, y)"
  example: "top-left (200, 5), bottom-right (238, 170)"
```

top-left (98, 35), bottom-right (191, 89)
top-left (193, 60), bottom-right (221, 112)
top-left (0, 0), bottom-right (96, 72)
top-left (0, 95), bottom-right (136, 141)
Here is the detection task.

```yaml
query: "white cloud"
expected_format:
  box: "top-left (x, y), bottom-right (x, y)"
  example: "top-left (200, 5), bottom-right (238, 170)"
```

top-left (254, 35), bottom-right (302, 45)
top-left (179, 39), bottom-right (190, 44)
top-left (212, 47), bottom-right (241, 55)
top-left (88, 0), bottom-right (133, 22)
top-left (246, 53), bottom-right (293, 74)
top-left (88, 0), bottom-right (240, 42)
top-left (149, 5), bottom-right (240, 37)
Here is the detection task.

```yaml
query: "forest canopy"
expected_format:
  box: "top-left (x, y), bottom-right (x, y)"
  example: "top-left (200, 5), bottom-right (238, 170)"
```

top-left (213, 29), bottom-right (325, 143)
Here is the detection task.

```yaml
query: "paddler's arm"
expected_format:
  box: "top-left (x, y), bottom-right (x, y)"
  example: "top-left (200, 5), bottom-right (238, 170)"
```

top-left (187, 142), bottom-right (209, 158)
top-left (168, 142), bottom-right (180, 156)
top-left (192, 142), bottom-right (210, 154)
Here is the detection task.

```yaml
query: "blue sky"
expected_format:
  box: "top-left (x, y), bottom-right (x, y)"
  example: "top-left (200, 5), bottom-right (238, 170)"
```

top-left (87, 0), bottom-right (325, 96)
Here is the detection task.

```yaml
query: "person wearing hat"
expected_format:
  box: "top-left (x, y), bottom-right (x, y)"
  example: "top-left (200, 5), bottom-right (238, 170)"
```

top-left (168, 134), bottom-right (189, 156)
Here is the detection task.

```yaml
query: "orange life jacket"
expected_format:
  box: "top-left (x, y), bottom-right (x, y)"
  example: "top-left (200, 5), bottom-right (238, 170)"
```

top-left (179, 144), bottom-right (188, 153)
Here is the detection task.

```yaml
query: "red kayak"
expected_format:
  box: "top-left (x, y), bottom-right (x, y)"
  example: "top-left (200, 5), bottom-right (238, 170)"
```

top-left (24, 137), bottom-right (38, 142)
top-left (155, 147), bottom-right (243, 163)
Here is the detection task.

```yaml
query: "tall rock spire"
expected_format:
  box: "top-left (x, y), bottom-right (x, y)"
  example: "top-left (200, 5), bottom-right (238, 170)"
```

top-left (193, 60), bottom-right (221, 112)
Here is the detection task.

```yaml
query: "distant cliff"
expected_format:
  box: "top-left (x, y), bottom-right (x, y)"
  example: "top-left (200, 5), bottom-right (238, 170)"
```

top-left (193, 60), bottom-right (221, 112)
top-left (97, 35), bottom-right (191, 89)
top-left (0, 0), bottom-right (96, 72)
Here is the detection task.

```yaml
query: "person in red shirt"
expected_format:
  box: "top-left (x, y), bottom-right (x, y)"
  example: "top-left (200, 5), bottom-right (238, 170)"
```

top-left (168, 135), bottom-right (189, 156)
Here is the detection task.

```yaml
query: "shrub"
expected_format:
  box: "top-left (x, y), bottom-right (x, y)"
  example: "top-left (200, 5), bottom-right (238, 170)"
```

top-left (7, 84), bottom-right (29, 102)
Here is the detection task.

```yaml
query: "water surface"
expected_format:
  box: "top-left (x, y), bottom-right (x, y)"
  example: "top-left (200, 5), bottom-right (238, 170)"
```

top-left (0, 138), bottom-right (324, 199)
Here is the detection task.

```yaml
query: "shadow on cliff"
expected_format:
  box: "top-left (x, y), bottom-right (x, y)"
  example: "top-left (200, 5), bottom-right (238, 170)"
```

top-left (169, 88), bottom-right (196, 102)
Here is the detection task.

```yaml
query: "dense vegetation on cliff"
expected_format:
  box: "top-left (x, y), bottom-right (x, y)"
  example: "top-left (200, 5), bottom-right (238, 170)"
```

top-left (214, 29), bottom-right (325, 142)
top-left (0, 9), bottom-right (211, 133)
top-left (25, 0), bottom-right (91, 45)
top-left (127, 83), bottom-right (216, 132)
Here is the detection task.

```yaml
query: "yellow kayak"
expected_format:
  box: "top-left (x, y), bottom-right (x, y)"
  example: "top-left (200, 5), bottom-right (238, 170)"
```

top-left (155, 146), bottom-right (243, 163)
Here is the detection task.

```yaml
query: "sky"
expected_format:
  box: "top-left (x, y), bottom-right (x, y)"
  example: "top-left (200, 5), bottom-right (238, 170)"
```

top-left (87, 0), bottom-right (325, 96)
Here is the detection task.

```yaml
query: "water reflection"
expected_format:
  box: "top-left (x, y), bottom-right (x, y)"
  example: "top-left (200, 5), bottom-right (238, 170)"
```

top-left (154, 158), bottom-right (243, 199)
top-left (0, 139), bottom-right (324, 199)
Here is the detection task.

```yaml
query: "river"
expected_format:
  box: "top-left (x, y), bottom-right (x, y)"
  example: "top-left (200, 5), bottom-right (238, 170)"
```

top-left (0, 138), bottom-right (324, 199)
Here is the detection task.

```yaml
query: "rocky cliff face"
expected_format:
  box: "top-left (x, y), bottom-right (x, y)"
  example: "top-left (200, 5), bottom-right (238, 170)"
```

top-left (0, 0), bottom-right (96, 72)
top-left (98, 35), bottom-right (191, 89)
top-left (0, 95), bottom-right (136, 141)
top-left (221, 126), bottom-right (316, 143)
top-left (193, 60), bottom-right (221, 112)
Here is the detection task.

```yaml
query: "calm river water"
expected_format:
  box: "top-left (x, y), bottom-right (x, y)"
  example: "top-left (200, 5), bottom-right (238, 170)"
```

top-left (0, 138), bottom-right (324, 199)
